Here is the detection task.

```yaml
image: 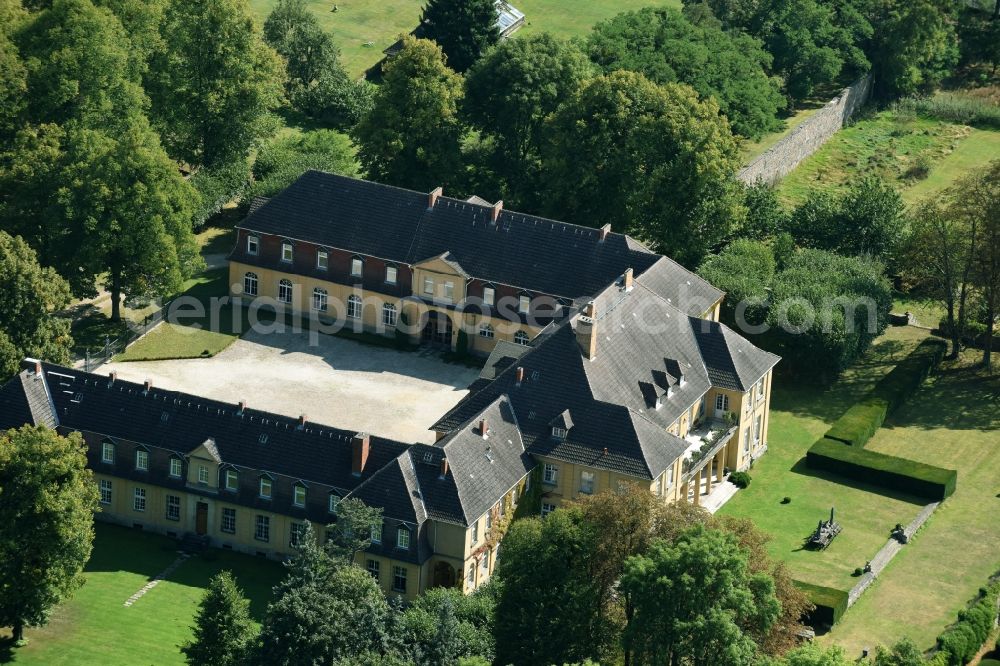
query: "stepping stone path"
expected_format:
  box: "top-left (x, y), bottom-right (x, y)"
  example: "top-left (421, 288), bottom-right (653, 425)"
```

top-left (123, 553), bottom-right (190, 608)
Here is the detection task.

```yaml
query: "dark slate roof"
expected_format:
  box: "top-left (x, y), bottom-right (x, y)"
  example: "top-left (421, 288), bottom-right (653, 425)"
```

top-left (415, 397), bottom-right (533, 526)
top-left (347, 452), bottom-right (427, 524)
top-left (0, 367), bottom-right (57, 431)
top-left (479, 339), bottom-right (528, 380)
top-left (247, 196), bottom-right (270, 215)
top-left (690, 318), bottom-right (780, 391)
top-left (238, 171), bottom-right (669, 302)
top-left (433, 281), bottom-right (779, 479)
top-left (636, 256), bottom-right (724, 316)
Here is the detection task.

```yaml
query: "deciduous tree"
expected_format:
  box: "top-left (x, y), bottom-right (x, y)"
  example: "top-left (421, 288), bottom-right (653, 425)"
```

top-left (541, 71), bottom-right (744, 267)
top-left (353, 36), bottom-right (464, 191)
top-left (0, 426), bottom-right (98, 645)
top-left (420, 0), bottom-right (499, 73)
top-left (182, 571), bottom-right (257, 666)
top-left (324, 498), bottom-right (384, 563)
top-left (148, 0), bottom-right (285, 167)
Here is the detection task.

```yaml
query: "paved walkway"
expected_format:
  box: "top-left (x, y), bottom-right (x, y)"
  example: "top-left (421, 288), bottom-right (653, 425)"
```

top-left (123, 554), bottom-right (189, 607)
top-left (702, 478), bottom-right (740, 513)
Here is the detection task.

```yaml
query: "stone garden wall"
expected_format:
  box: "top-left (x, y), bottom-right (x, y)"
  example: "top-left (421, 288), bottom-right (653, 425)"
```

top-left (737, 74), bottom-right (873, 185)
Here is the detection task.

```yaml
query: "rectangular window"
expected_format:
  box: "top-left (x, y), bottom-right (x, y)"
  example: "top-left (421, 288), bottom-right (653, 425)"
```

top-left (754, 415), bottom-right (762, 443)
top-left (166, 495), bottom-right (180, 521)
top-left (133, 487), bottom-right (146, 512)
top-left (290, 522), bottom-right (305, 548)
top-left (370, 523), bottom-right (382, 544)
top-left (169, 458), bottom-right (182, 478)
top-left (392, 566), bottom-right (407, 593)
top-left (102, 441), bottom-right (115, 464)
top-left (198, 465), bottom-right (208, 485)
top-left (518, 294), bottom-right (530, 314)
top-left (99, 479), bottom-right (112, 504)
top-left (743, 428), bottom-right (751, 453)
top-left (222, 508), bottom-right (236, 534)
top-left (543, 463), bottom-right (558, 485)
top-left (580, 471), bottom-right (595, 494)
top-left (443, 281), bottom-right (454, 301)
top-left (667, 465), bottom-right (675, 487)
top-left (654, 475), bottom-right (662, 497)
top-left (259, 477), bottom-right (272, 499)
top-left (386, 265), bottom-right (397, 284)
top-left (346, 296), bottom-right (361, 318)
top-left (225, 469), bottom-right (238, 491)
top-left (351, 257), bottom-right (363, 277)
top-left (329, 494), bottom-right (340, 514)
top-left (135, 449), bottom-right (148, 471)
top-left (317, 250), bottom-right (328, 270)
top-left (471, 523), bottom-right (479, 544)
top-left (541, 502), bottom-right (556, 517)
top-left (293, 484), bottom-right (306, 507)
top-left (255, 515), bottom-right (270, 542)
top-left (423, 277), bottom-right (434, 295)
top-left (757, 377), bottom-right (765, 401)
top-left (397, 528), bottom-right (410, 550)
top-left (367, 559), bottom-right (380, 580)
top-left (313, 289), bottom-right (328, 312)
top-left (481, 551), bottom-right (489, 572)
top-left (278, 280), bottom-right (293, 304)
top-left (247, 235), bottom-right (259, 256)
top-left (715, 394), bottom-right (729, 412)
top-left (483, 286), bottom-right (495, 306)
top-left (281, 242), bottom-right (293, 262)
top-left (382, 303), bottom-right (397, 327)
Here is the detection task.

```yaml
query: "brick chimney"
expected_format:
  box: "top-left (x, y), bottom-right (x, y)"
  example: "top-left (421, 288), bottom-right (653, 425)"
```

top-left (479, 418), bottom-right (489, 438)
top-left (108, 371), bottom-right (118, 384)
top-left (238, 400), bottom-right (247, 414)
top-left (143, 379), bottom-right (153, 394)
top-left (34, 360), bottom-right (42, 375)
top-left (428, 186), bottom-right (443, 209)
top-left (576, 301), bottom-right (597, 360)
top-left (491, 200), bottom-right (503, 224)
top-left (439, 457), bottom-right (449, 479)
top-left (599, 223), bottom-right (611, 242)
top-left (515, 366), bottom-right (525, 386)
top-left (298, 414), bottom-right (307, 429)
top-left (352, 432), bottom-right (370, 476)
top-left (623, 267), bottom-right (634, 292)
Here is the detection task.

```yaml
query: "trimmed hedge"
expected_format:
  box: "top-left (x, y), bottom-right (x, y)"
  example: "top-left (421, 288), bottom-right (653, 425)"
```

top-left (794, 581), bottom-right (849, 627)
top-left (823, 398), bottom-right (889, 447)
top-left (934, 581), bottom-right (1000, 666)
top-left (870, 338), bottom-right (947, 413)
top-left (807, 437), bottom-right (957, 500)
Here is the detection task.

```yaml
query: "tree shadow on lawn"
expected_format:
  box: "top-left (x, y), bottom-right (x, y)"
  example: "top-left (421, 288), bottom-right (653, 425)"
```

top-left (788, 457), bottom-right (927, 508)
top-left (167, 551), bottom-right (284, 620)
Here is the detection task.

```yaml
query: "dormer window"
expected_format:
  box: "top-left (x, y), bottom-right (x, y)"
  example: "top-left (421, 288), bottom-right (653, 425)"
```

top-left (247, 235), bottom-right (259, 255)
top-left (397, 526), bottom-right (411, 550)
top-left (552, 426), bottom-right (567, 440)
top-left (198, 465), bottom-right (209, 484)
top-left (281, 242), bottom-right (293, 263)
top-left (371, 523), bottom-right (383, 544)
top-left (317, 249), bottom-right (329, 270)
top-left (101, 441), bottom-right (115, 464)
top-left (328, 494), bottom-right (340, 514)
top-left (518, 293), bottom-right (530, 314)
top-left (225, 469), bottom-right (238, 491)
top-left (135, 449), bottom-right (148, 471)
top-left (483, 285), bottom-right (495, 306)
top-left (169, 457), bottom-right (183, 478)
top-left (259, 476), bottom-right (272, 499)
top-left (351, 256), bottom-right (363, 277)
top-left (386, 265), bottom-right (398, 285)
top-left (293, 483), bottom-right (306, 507)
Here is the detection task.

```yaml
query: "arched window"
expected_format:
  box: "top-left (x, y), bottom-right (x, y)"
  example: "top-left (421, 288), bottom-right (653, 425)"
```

top-left (243, 272), bottom-right (258, 296)
top-left (313, 288), bottom-right (328, 312)
top-left (347, 294), bottom-right (362, 318)
top-left (514, 330), bottom-right (530, 346)
top-left (382, 302), bottom-right (397, 327)
top-left (278, 279), bottom-right (293, 303)
top-left (351, 255), bottom-right (364, 277)
top-left (479, 323), bottom-right (494, 339)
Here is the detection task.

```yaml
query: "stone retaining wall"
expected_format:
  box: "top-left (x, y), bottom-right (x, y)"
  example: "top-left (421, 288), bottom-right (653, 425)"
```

top-left (738, 74), bottom-right (873, 186)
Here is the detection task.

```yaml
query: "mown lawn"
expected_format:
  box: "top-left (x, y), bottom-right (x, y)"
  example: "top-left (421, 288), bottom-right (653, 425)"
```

top-left (823, 349), bottom-right (1000, 655)
top-left (0, 523), bottom-right (284, 666)
top-left (777, 108), bottom-right (1000, 206)
top-left (717, 327), bottom-right (930, 593)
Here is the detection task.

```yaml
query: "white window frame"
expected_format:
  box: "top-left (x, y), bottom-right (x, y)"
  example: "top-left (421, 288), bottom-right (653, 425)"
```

top-left (541, 502), bottom-right (556, 517)
top-left (423, 276), bottom-right (434, 295)
top-left (471, 523), bottom-right (479, 544)
top-left (754, 414), bottom-right (763, 444)
top-left (281, 242), bottom-right (293, 263)
top-left (382, 303), bottom-right (397, 327)
top-left (313, 288), bottom-right (328, 312)
top-left (715, 394), bottom-right (729, 412)
top-left (221, 508), bottom-right (236, 534)
top-left (259, 477), bottom-right (272, 499)
top-left (278, 279), bottom-right (293, 304)
top-left (518, 294), bottom-right (530, 314)
top-left (757, 377), bottom-right (766, 401)
top-left (102, 441), bottom-right (115, 464)
top-left (255, 515), bottom-right (270, 542)
top-left (367, 559), bottom-right (380, 580)
top-left (135, 449), bottom-right (148, 471)
top-left (552, 426), bottom-right (567, 439)
top-left (514, 330), bottom-right (530, 346)
top-left (290, 522), bottom-right (305, 548)
top-left (247, 235), bottom-right (259, 256)
top-left (166, 494), bottom-right (180, 521)
top-left (667, 465), bottom-right (675, 487)
top-left (385, 265), bottom-right (398, 285)
top-left (347, 294), bottom-right (361, 318)
top-left (543, 463), bottom-right (558, 485)
top-left (317, 249), bottom-right (328, 270)
top-left (133, 487), bottom-right (146, 512)
top-left (392, 566), bottom-right (407, 593)
top-left (328, 494), bottom-right (340, 514)
top-left (243, 272), bottom-right (258, 296)
top-left (479, 323), bottom-right (494, 339)
top-left (198, 465), bottom-right (209, 484)
top-left (169, 457), bottom-right (182, 478)
top-left (293, 484), bottom-right (306, 507)
top-left (99, 479), bottom-right (112, 504)
top-left (224, 469), bottom-right (238, 491)
top-left (396, 527), bottom-right (410, 550)
top-left (744, 428), bottom-right (751, 453)
top-left (371, 523), bottom-right (383, 544)
top-left (467, 563), bottom-right (476, 585)
top-left (580, 471), bottom-right (595, 495)
top-left (483, 285), bottom-right (495, 306)
top-left (351, 256), bottom-right (363, 277)
top-left (443, 281), bottom-right (454, 301)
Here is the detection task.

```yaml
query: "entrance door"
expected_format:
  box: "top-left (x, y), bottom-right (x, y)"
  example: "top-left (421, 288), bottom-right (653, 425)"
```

top-left (421, 311), bottom-right (453, 348)
top-left (713, 394), bottom-right (729, 419)
top-left (196, 502), bottom-right (208, 535)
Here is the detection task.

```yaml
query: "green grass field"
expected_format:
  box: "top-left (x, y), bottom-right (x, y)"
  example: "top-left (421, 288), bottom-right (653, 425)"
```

top-left (718, 327), bottom-right (930, 592)
top-left (247, 0), bottom-right (681, 78)
top-left (0, 523), bottom-right (284, 666)
top-left (776, 109), bottom-right (1000, 207)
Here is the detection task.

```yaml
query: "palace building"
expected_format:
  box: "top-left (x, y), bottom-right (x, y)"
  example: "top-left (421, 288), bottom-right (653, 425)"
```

top-left (0, 172), bottom-right (779, 600)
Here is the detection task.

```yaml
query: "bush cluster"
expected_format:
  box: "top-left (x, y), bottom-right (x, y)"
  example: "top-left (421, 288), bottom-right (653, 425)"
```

top-left (823, 398), bottom-right (889, 447)
top-left (934, 581), bottom-right (1000, 665)
top-left (729, 471), bottom-right (752, 488)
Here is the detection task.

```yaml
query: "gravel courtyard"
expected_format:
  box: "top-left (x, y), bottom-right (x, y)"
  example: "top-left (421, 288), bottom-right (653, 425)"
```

top-left (103, 330), bottom-right (482, 444)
